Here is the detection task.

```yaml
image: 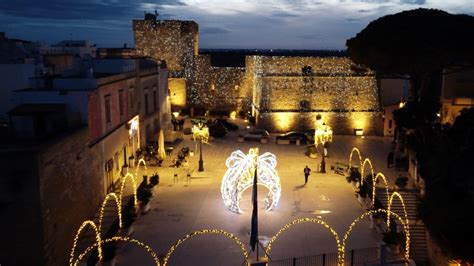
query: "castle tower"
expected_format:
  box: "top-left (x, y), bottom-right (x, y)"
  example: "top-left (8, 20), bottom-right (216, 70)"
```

top-left (133, 13), bottom-right (199, 108)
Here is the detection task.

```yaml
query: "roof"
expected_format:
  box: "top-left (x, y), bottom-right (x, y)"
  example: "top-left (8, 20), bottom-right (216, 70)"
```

top-left (8, 103), bottom-right (66, 116)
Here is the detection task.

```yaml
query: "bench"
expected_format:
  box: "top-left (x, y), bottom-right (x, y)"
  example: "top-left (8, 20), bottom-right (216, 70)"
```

top-left (333, 162), bottom-right (349, 175)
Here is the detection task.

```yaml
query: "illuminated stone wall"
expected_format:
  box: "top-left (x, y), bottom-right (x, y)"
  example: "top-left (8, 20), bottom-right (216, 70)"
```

top-left (169, 78), bottom-right (187, 107)
top-left (193, 55), bottom-right (247, 109)
top-left (133, 19), bottom-right (198, 72)
top-left (133, 19), bottom-right (382, 134)
top-left (249, 56), bottom-right (382, 134)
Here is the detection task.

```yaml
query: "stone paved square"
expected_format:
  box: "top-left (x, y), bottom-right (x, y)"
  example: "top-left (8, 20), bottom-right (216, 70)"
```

top-left (116, 120), bottom-right (399, 266)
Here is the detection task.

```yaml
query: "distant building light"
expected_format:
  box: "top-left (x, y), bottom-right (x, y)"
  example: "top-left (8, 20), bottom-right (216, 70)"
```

top-left (399, 101), bottom-right (405, 108)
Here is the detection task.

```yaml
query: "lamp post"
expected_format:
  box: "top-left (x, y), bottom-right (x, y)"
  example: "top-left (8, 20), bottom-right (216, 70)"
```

top-left (314, 121), bottom-right (333, 174)
top-left (192, 123), bottom-right (209, 172)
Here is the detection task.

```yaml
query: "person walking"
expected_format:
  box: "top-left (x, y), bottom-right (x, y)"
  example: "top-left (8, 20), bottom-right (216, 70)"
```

top-left (304, 165), bottom-right (311, 185)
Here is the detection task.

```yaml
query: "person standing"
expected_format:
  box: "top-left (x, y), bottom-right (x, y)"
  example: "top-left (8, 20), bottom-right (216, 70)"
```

top-left (304, 165), bottom-right (311, 185)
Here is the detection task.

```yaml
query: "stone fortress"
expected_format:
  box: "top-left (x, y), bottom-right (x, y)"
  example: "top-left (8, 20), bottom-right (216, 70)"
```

top-left (133, 13), bottom-right (382, 135)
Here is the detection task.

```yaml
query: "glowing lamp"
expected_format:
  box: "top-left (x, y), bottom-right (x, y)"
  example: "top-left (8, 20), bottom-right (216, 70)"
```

top-left (354, 129), bottom-right (364, 136)
top-left (172, 111), bottom-right (180, 118)
top-left (230, 111), bottom-right (237, 120)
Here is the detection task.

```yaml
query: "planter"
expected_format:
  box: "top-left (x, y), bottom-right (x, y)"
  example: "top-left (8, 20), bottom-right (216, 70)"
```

top-left (296, 139), bottom-right (301, 146)
top-left (260, 138), bottom-right (268, 144)
top-left (125, 224), bottom-right (134, 236)
top-left (388, 244), bottom-right (400, 254)
top-left (189, 151), bottom-right (195, 156)
top-left (237, 137), bottom-right (244, 143)
top-left (140, 201), bottom-right (151, 214)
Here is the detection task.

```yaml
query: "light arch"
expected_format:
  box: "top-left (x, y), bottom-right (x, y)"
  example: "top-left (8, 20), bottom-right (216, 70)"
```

top-left (342, 209), bottom-right (410, 262)
top-left (348, 147), bottom-right (362, 170)
top-left (372, 172), bottom-right (390, 207)
top-left (360, 158), bottom-right (375, 183)
top-left (135, 158), bottom-right (147, 174)
top-left (119, 172), bottom-right (138, 208)
top-left (69, 220), bottom-right (102, 266)
top-left (163, 229), bottom-right (249, 266)
top-left (74, 236), bottom-right (160, 266)
top-left (264, 218), bottom-right (342, 264)
top-left (98, 193), bottom-right (122, 236)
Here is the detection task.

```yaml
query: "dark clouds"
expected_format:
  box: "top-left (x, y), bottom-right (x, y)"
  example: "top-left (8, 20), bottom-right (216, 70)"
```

top-left (0, 0), bottom-right (472, 49)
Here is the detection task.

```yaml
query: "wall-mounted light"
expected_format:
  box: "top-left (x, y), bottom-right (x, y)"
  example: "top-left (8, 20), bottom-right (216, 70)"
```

top-left (354, 129), bottom-right (364, 136)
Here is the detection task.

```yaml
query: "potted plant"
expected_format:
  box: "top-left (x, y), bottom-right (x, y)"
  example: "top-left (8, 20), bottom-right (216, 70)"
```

top-left (237, 134), bottom-right (244, 143)
top-left (383, 230), bottom-right (405, 254)
top-left (395, 176), bottom-right (409, 190)
top-left (101, 241), bottom-right (117, 265)
top-left (308, 145), bottom-right (318, 158)
top-left (122, 208), bottom-right (137, 236)
top-left (346, 167), bottom-right (361, 187)
top-left (150, 173), bottom-right (160, 186)
top-left (137, 186), bottom-right (152, 214)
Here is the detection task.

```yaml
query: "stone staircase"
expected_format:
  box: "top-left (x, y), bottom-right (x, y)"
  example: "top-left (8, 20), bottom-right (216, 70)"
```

top-left (74, 185), bottom-right (135, 264)
top-left (376, 188), bottom-right (429, 265)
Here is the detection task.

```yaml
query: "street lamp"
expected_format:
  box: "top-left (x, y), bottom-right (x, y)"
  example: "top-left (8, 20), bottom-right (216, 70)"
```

top-left (314, 122), bottom-right (333, 173)
top-left (192, 122), bottom-right (209, 172)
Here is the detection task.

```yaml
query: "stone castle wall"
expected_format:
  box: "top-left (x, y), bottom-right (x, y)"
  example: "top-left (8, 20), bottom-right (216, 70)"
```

top-left (133, 20), bottom-right (382, 134)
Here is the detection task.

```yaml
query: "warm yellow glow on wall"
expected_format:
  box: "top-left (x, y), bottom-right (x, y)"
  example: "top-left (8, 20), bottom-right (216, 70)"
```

top-left (351, 113), bottom-right (369, 131)
top-left (272, 112), bottom-right (296, 132)
top-left (169, 78), bottom-right (187, 107)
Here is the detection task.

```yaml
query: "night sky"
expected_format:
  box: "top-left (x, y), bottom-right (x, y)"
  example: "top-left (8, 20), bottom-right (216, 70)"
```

top-left (1, 0), bottom-right (473, 49)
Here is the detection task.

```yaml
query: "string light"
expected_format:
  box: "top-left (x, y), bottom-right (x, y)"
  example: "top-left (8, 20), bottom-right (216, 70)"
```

top-left (341, 209), bottom-right (410, 262)
top-left (74, 236), bottom-right (160, 266)
top-left (314, 122), bottom-right (333, 147)
top-left (221, 149), bottom-right (281, 213)
top-left (98, 193), bottom-right (122, 237)
top-left (372, 172), bottom-right (390, 208)
top-left (387, 191), bottom-right (411, 258)
top-left (264, 218), bottom-right (342, 265)
top-left (348, 147), bottom-right (363, 170)
top-left (120, 172), bottom-right (138, 208)
top-left (135, 158), bottom-right (147, 175)
top-left (360, 158), bottom-right (374, 184)
top-left (69, 220), bottom-right (102, 266)
top-left (192, 123), bottom-right (209, 143)
top-left (163, 229), bottom-right (250, 266)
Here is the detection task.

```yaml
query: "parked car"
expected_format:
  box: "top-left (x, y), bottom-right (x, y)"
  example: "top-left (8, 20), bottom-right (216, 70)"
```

top-left (244, 129), bottom-right (270, 141)
top-left (276, 131), bottom-right (309, 144)
top-left (212, 118), bottom-right (239, 131)
top-left (190, 116), bottom-right (211, 126)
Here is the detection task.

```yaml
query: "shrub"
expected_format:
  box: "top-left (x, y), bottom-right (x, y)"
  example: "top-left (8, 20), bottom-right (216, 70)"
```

top-left (383, 230), bottom-right (405, 246)
top-left (150, 174), bottom-right (159, 186)
top-left (395, 176), bottom-right (409, 188)
top-left (346, 167), bottom-right (361, 184)
top-left (209, 123), bottom-right (227, 138)
top-left (137, 187), bottom-right (152, 204)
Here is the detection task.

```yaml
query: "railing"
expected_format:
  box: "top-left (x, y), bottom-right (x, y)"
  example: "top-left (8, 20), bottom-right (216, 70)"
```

top-left (268, 247), bottom-right (379, 266)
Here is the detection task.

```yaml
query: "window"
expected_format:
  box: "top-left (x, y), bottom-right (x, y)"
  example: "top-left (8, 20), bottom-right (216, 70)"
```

top-left (153, 90), bottom-right (157, 112)
top-left (144, 93), bottom-right (149, 115)
top-left (119, 90), bottom-right (124, 116)
top-left (105, 95), bottom-right (111, 124)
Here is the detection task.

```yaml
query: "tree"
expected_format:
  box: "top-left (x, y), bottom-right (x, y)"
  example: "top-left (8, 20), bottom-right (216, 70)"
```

top-left (417, 108), bottom-right (474, 262)
top-left (346, 8), bottom-right (474, 102)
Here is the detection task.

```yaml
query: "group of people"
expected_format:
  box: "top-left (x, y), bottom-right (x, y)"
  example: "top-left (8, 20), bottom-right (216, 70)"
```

top-left (172, 117), bottom-right (185, 131)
